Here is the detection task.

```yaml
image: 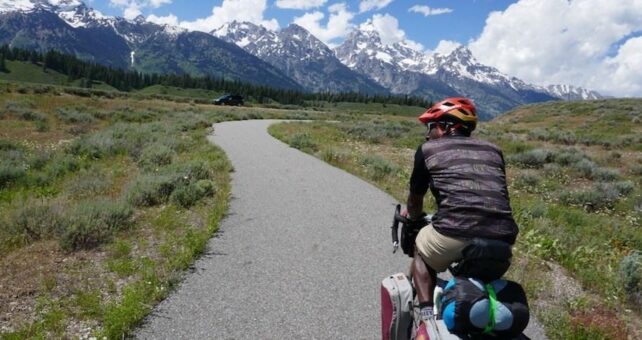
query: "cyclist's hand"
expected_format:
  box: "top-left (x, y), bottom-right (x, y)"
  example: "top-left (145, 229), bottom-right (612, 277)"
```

top-left (400, 208), bottom-right (409, 218)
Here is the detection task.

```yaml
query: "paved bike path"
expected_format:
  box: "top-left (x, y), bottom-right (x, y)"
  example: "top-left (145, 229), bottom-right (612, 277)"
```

top-left (136, 120), bottom-right (546, 339)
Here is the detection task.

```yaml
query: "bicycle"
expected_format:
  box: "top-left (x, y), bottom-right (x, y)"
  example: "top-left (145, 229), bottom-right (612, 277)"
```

top-left (382, 205), bottom-right (530, 340)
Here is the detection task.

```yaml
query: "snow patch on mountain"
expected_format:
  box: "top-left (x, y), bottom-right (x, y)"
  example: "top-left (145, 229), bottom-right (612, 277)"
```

top-left (544, 84), bottom-right (604, 100)
top-left (0, 0), bottom-right (35, 12)
top-left (0, 0), bottom-right (107, 28)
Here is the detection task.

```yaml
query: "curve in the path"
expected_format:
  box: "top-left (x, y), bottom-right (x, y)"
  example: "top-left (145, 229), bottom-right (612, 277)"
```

top-left (136, 120), bottom-right (546, 340)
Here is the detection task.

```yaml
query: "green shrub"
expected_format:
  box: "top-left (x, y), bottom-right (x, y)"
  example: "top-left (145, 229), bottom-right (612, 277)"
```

top-left (66, 170), bottom-right (112, 197)
top-left (559, 181), bottom-right (634, 211)
top-left (60, 213), bottom-right (110, 251)
top-left (508, 148), bottom-right (552, 168)
top-left (361, 155), bottom-right (399, 180)
top-left (10, 203), bottom-right (63, 242)
top-left (593, 168), bottom-right (620, 181)
top-left (18, 110), bottom-right (47, 122)
top-left (320, 148), bottom-right (349, 165)
top-left (28, 150), bottom-right (52, 170)
top-left (613, 180), bottom-right (634, 196)
top-left (514, 171), bottom-right (541, 189)
top-left (552, 148), bottom-right (588, 166)
top-left (46, 154), bottom-right (81, 178)
top-left (35, 120), bottom-right (50, 132)
top-left (178, 115), bottom-right (210, 131)
top-left (55, 108), bottom-right (96, 124)
top-left (0, 139), bottom-right (20, 151)
top-left (138, 144), bottom-right (175, 171)
top-left (0, 162), bottom-right (26, 188)
top-left (125, 175), bottom-right (177, 207)
top-left (572, 159), bottom-right (598, 178)
top-left (68, 133), bottom-right (118, 159)
top-left (171, 160), bottom-right (211, 181)
top-left (170, 180), bottom-right (216, 208)
top-left (344, 120), bottom-right (414, 143)
top-left (113, 108), bottom-right (158, 123)
top-left (528, 128), bottom-right (577, 144)
top-left (542, 163), bottom-right (564, 178)
top-left (620, 251), bottom-right (642, 306)
top-left (60, 200), bottom-right (133, 250)
top-left (290, 133), bottom-right (317, 151)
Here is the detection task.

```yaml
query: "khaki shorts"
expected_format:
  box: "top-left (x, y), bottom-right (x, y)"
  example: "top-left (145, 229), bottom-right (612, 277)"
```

top-left (415, 224), bottom-right (469, 272)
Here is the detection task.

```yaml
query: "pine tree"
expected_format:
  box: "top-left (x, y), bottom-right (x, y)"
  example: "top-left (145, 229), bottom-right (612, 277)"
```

top-left (0, 53), bottom-right (6, 72)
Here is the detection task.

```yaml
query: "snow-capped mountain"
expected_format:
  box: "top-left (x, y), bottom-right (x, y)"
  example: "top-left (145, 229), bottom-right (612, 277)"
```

top-left (0, 0), bottom-right (105, 28)
top-left (212, 21), bottom-right (385, 93)
top-left (544, 84), bottom-right (604, 100)
top-left (0, 0), bottom-right (301, 89)
top-left (336, 25), bottom-right (597, 118)
top-left (334, 26), bottom-right (457, 102)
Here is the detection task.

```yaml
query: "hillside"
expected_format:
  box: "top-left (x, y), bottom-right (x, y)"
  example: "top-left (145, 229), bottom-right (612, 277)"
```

top-left (269, 98), bottom-right (642, 339)
top-left (0, 59), bottom-right (116, 91)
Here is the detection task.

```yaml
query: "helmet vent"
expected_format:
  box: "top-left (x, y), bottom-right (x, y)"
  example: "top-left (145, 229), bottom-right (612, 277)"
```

top-left (442, 102), bottom-right (455, 107)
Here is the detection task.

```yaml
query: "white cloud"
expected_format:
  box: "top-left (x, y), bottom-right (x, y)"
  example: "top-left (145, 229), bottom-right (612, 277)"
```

top-left (178, 0), bottom-right (279, 32)
top-left (149, 0), bottom-right (171, 7)
top-left (433, 40), bottom-right (461, 55)
top-left (276, 0), bottom-right (327, 10)
top-left (359, 0), bottom-right (394, 13)
top-left (293, 3), bottom-right (355, 46)
top-left (592, 37), bottom-right (642, 96)
top-left (110, 0), bottom-right (171, 20)
top-left (360, 13), bottom-right (424, 51)
top-left (469, 0), bottom-right (642, 97)
top-left (409, 5), bottom-right (453, 16)
top-left (147, 13), bottom-right (178, 26)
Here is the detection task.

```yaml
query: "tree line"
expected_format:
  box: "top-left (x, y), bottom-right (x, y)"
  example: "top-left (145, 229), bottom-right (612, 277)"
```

top-left (0, 45), bottom-right (431, 107)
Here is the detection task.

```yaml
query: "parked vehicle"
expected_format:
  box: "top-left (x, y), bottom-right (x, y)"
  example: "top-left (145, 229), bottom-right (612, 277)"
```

top-left (213, 94), bottom-right (244, 106)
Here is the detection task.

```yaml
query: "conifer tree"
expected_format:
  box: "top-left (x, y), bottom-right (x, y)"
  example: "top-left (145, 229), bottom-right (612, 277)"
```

top-left (0, 53), bottom-right (6, 72)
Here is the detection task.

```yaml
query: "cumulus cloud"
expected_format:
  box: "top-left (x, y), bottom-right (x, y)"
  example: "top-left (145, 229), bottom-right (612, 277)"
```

top-left (409, 5), bottom-right (453, 16)
top-left (594, 37), bottom-right (642, 96)
top-left (432, 40), bottom-right (461, 55)
top-left (276, 0), bottom-right (327, 10)
top-left (361, 13), bottom-right (424, 51)
top-left (468, 0), bottom-right (642, 97)
top-left (293, 3), bottom-right (355, 46)
top-left (110, 0), bottom-right (171, 20)
top-left (147, 13), bottom-right (178, 26)
top-left (359, 0), bottom-right (394, 13)
top-left (178, 0), bottom-right (279, 32)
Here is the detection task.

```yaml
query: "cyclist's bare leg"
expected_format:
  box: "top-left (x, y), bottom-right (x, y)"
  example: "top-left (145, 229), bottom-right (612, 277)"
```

top-left (411, 249), bottom-right (437, 305)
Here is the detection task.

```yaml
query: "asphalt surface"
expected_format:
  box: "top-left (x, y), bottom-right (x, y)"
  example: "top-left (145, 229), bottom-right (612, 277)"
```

top-left (136, 119), bottom-right (546, 340)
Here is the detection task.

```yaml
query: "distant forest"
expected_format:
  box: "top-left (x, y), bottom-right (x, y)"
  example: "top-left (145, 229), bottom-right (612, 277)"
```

top-left (0, 45), bottom-right (431, 107)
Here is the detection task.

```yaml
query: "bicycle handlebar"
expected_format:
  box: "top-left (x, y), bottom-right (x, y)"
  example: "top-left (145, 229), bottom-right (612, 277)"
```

top-left (390, 204), bottom-right (432, 254)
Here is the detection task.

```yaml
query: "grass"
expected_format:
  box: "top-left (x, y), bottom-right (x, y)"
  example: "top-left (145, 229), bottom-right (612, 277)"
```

top-left (0, 84), bottom-right (245, 339)
top-left (135, 84), bottom-right (224, 100)
top-left (0, 60), bottom-right (68, 86)
top-left (268, 99), bottom-right (642, 338)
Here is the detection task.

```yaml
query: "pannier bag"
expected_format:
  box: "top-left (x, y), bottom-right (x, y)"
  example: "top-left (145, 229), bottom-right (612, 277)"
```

top-left (450, 238), bottom-right (513, 282)
top-left (440, 277), bottom-right (529, 338)
top-left (381, 273), bottom-right (413, 340)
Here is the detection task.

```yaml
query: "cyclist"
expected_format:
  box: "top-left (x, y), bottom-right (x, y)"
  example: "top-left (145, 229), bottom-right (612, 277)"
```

top-left (402, 97), bottom-right (519, 336)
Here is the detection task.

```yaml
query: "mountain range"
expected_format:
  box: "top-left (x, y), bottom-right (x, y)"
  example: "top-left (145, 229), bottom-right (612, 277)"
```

top-left (0, 0), bottom-right (605, 118)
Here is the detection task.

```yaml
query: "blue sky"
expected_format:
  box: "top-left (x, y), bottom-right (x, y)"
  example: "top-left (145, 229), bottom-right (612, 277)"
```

top-left (88, 1), bottom-right (642, 97)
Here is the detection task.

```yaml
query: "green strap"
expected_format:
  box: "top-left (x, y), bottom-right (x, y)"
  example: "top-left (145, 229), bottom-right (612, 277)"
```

top-left (483, 283), bottom-right (498, 334)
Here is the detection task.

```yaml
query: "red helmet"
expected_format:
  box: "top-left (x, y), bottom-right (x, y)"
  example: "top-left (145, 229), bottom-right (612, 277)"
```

top-left (418, 97), bottom-right (477, 131)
